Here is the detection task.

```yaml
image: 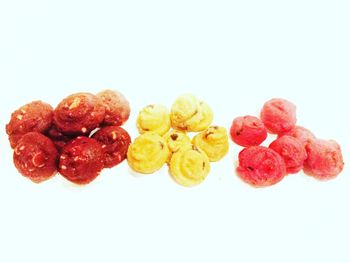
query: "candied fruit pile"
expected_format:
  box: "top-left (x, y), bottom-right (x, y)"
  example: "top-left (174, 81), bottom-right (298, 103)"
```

top-left (230, 98), bottom-right (344, 187)
top-left (128, 94), bottom-right (229, 187)
top-left (6, 90), bottom-right (131, 185)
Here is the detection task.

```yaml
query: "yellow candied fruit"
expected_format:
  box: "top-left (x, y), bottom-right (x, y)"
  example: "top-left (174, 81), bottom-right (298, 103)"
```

top-left (163, 130), bottom-right (192, 154)
top-left (170, 94), bottom-right (200, 132)
top-left (170, 94), bottom-right (213, 132)
top-left (136, 104), bottom-right (171, 136)
top-left (169, 146), bottom-right (210, 187)
top-left (163, 130), bottom-right (192, 163)
top-left (192, 101), bottom-right (213, 132)
top-left (192, 126), bottom-right (229, 162)
top-left (127, 133), bottom-right (170, 174)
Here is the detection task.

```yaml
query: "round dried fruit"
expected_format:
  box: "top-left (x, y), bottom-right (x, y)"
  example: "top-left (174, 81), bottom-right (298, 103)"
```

top-left (59, 137), bottom-right (104, 185)
top-left (14, 132), bottom-right (58, 183)
top-left (236, 146), bottom-right (287, 187)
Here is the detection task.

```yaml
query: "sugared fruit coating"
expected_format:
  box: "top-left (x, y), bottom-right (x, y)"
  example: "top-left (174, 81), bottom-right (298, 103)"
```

top-left (92, 126), bottom-right (131, 168)
top-left (170, 94), bottom-right (213, 132)
top-left (46, 125), bottom-right (73, 152)
top-left (192, 126), bottom-right (229, 162)
top-left (236, 146), bottom-right (286, 187)
top-left (53, 93), bottom-right (105, 136)
top-left (59, 137), bottom-right (104, 185)
top-left (230, 115), bottom-right (267, 147)
top-left (6, 101), bottom-right (53, 148)
top-left (194, 101), bottom-right (214, 132)
top-left (304, 139), bottom-right (344, 180)
top-left (136, 104), bottom-right (171, 136)
top-left (13, 132), bottom-right (58, 183)
top-left (127, 133), bottom-right (170, 174)
top-left (169, 146), bottom-right (210, 187)
top-left (260, 98), bottom-right (297, 134)
top-left (163, 130), bottom-right (192, 163)
top-left (97, 89), bottom-right (130, 126)
top-left (279, 126), bottom-right (316, 148)
top-left (269, 136), bottom-right (307, 174)
top-left (163, 130), bottom-right (192, 154)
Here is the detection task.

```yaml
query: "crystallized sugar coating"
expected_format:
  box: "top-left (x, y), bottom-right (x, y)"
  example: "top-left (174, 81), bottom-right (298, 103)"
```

top-left (54, 93), bottom-right (105, 135)
top-left (163, 130), bottom-right (192, 163)
top-left (230, 115), bottom-right (267, 147)
top-left (304, 139), bottom-right (344, 180)
top-left (261, 98), bottom-right (297, 134)
top-left (269, 136), bottom-right (307, 174)
top-left (279, 126), bottom-right (316, 148)
top-left (236, 146), bottom-right (286, 187)
top-left (127, 133), bottom-right (170, 174)
top-left (170, 94), bottom-right (200, 131)
top-left (97, 89), bottom-right (130, 127)
top-left (192, 126), bottom-right (229, 162)
top-left (92, 126), bottom-right (131, 168)
top-left (46, 125), bottom-right (73, 152)
top-left (137, 104), bottom-right (171, 136)
top-left (194, 101), bottom-right (214, 132)
top-left (13, 132), bottom-right (58, 183)
top-left (169, 146), bottom-right (210, 187)
top-left (6, 101), bottom-right (53, 148)
top-left (170, 94), bottom-right (213, 132)
top-left (59, 137), bottom-right (104, 185)
top-left (163, 130), bottom-right (192, 154)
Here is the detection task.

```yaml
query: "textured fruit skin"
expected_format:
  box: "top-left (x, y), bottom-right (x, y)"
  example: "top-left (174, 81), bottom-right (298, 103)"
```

top-left (230, 115), bottom-right (267, 147)
top-left (163, 130), bottom-right (192, 155)
top-left (92, 126), bottom-right (131, 168)
top-left (136, 104), bottom-right (170, 135)
top-left (13, 132), bottom-right (58, 183)
top-left (192, 126), bottom-right (229, 162)
top-left (127, 133), bottom-right (170, 174)
top-left (269, 136), bottom-right (307, 174)
top-left (163, 130), bottom-right (192, 163)
top-left (304, 139), bottom-right (344, 180)
top-left (236, 146), bottom-right (287, 187)
top-left (169, 146), bottom-right (210, 187)
top-left (53, 93), bottom-right (105, 136)
top-left (6, 101), bottom-right (53, 148)
top-left (278, 126), bottom-right (316, 148)
top-left (46, 125), bottom-right (73, 152)
top-left (97, 89), bottom-right (130, 127)
top-left (59, 137), bottom-right (104, 185)
top-left (170, 94), bottom-right (213, 132)
top-left (260, 98), bottom-right (297, 134)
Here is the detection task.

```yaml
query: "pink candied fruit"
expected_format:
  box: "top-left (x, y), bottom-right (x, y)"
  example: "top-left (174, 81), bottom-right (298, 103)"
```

top-left (269, 136), bottom-right (307, 174)
top-left (304, 139), bottom-right (344, 180)
top-left (260, 98), bottom-right (297, 134)
top-left (236, 146), bottom-right (287, 187)
top-left (97, 90), bottom-right (130, 127)
top-left (230, 115), bottom-right (267, 147)
top-left (279, 125), bottom-right (316, 148)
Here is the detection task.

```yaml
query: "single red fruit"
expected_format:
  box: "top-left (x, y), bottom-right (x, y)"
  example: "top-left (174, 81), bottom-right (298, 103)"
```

top-left (6, 101), bottom-right (53, 148)
top-left (53, 93), bottom-right (105, 136)
top-left (230, 115), bottom-right (267, 147)
top-left (236, 146), bottom-right (287, 187)
top-left (13, 132), bottom-right (58, 183)
top-left (59, 136), bottom-right (104, 185)
top-left (92, 126), bottom-right (131, 168)
top-left (260, 98), bottom-right (297, 134)
top-left (97, 90), bottom-right (130, 127)
top-left (269, 136), bottom-right (307, 174)
top-left (304, 139), bottom-right (344, 180)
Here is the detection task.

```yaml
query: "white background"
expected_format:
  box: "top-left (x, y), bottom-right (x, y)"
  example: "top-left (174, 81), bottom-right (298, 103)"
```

top-left (1, 1), bottom-right (349, 262)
